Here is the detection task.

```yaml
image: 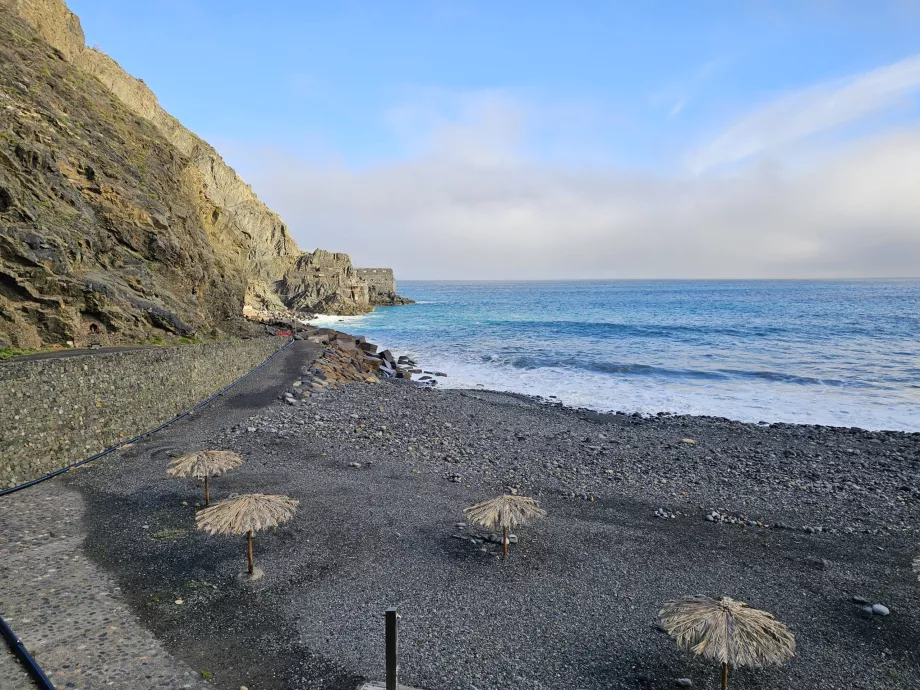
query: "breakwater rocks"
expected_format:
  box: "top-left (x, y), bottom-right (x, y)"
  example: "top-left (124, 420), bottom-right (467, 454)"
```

top-left (0, 337), bottom-right (285, 488)
top-left (291, 325), bottom-right (441, 389)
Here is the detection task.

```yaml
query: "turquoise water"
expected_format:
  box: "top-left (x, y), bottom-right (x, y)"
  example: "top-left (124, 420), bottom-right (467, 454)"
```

top-left (311, 280), bottom-right (920, 431)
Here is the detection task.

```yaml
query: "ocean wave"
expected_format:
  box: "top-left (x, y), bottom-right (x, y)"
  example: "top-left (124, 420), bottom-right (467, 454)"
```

top-left (308, 279), bottom-right (920, 430)
top-left (487, 318), bottom-right (790, 340)
top-left (502, 355), bottom-right (723, 379)
top-left (491, 354), bottom-right (872, 388)
top-left (414, 350), bottom-right (920, 431)
top-left (717, 368), bottom-right (873, 388)
top-left (308, 313), bottom-right (375, 326)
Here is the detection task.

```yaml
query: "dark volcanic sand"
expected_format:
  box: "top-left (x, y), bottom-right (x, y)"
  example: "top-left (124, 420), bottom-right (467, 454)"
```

top-left (68, 341), bottom-right (920, 690)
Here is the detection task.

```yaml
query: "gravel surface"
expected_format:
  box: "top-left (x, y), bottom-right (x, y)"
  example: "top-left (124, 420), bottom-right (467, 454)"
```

top-left (57, 340), bottom-right (919, 689)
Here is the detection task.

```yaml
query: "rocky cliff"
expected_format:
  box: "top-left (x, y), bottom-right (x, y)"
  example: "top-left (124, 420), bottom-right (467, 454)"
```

top-left (0, 0), bottom-right (399, 348)
top-left (355, 268), bottom-right (414, 306)
top-left (279, 250), bottom-right (369, 315)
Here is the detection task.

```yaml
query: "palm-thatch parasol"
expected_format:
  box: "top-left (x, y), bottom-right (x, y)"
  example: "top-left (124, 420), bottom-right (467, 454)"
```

top-left (464, 494), bottom-right (546, 558)
top-left (196, 493), bottom-right (298, 576)
top-left (658, 596), bottom-right (795, 690)
top-left (167, 450), bottom-right (243, 505)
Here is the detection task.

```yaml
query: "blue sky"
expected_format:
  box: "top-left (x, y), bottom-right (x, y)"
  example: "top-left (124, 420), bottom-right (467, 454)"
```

top-left (68, 0), bottom-right (920, 278)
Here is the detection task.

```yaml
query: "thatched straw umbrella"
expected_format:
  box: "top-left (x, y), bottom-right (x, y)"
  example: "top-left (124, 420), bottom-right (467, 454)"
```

top-left (167, 450), bottom-right (243, 505)
top-left (659, 596), bottom-right (795, 690)
top-left (196, 493), bottom-right (299, 577)
top-left (464, 494), bottom-right (546, 558)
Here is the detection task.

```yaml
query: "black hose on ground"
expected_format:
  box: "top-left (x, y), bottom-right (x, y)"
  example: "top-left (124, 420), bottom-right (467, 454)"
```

top-left (0, 615), bottom-right (56, 690)
top-left (0, 337), bottom-right (295, 499)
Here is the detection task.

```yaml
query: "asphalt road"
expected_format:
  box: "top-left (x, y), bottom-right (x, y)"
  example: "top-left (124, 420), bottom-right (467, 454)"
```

top-left (4, 345), bottom-right (156, 363)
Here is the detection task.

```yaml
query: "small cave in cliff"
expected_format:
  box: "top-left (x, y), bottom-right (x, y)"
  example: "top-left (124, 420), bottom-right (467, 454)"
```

top-left (0, 186), bottom-right (12, 213)
top-left (81, 310), bottom-right (113, 331)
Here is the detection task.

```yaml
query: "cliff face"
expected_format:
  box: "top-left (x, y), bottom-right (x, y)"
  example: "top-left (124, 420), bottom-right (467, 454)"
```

top-left (355, 268), bottom-right (414, 306)
top-left (0, 0), bottom-right (376, 347)
top-left (278, 250), bottom-right (369, 315)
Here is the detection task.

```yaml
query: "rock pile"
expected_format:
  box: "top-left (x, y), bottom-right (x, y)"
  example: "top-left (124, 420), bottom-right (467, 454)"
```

top-left (274, 326), bottom-right (429, 406)
top-left (301, 327), bottom-right (426, 381)
top-left (305, 346), bottom-right (381, 386)
top-left (449, 522), bottom-right (519, 553)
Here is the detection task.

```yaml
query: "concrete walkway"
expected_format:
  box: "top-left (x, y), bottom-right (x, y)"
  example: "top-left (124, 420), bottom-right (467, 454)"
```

top-left (0, 647), bottom-right (34, 690)
top-left (0, 482), bottom-right (210, 690)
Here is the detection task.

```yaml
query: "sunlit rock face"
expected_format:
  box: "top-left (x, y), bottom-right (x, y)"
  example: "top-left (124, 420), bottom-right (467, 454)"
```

top-left (0, 0), bottom-right (382, 346)
top-left (355, 268), bottom-right (414, 306)
top-left (277, 250), bottom-right (372, 316)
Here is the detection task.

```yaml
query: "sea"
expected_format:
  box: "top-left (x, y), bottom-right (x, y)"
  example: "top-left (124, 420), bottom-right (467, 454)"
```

top-left (310, 280), bottom-right (920, 432)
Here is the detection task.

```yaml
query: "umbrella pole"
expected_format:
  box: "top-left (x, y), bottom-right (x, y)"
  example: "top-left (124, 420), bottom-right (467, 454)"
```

top-left (721, 661), bottom-right (728, 690)
top-left (247, 530), bottom-right (254, 574)
top-left (502, 527), bottom-right (508, 559)
top-left (204, 476), bottom-right (210, 506)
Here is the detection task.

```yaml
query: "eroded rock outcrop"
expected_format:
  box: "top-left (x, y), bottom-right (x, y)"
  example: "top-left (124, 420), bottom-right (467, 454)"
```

top-left (355, 267), bottom-right (414, 306)
top-left (278, 250), bottom-right (370, 315)
top-left (0, 0), bottom-right (382, 347)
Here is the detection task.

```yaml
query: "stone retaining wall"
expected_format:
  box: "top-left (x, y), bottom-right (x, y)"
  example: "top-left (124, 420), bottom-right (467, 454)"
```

top-left (0, 338), bottom-right (285, 488)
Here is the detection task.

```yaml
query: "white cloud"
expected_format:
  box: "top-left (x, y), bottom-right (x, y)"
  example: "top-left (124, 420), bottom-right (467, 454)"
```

top-left (688, 52), bottom-right (920, 172)
top-left (224, 124), bottom-right (920, 280)
top-left (214, 65), bottom-right (920, 281)
top-left (384, 89), bottom-right (526, 165)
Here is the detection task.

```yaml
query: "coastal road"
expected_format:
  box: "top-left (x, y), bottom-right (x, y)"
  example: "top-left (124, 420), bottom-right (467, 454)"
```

top-left (4, 345), bottom-right (157, 363)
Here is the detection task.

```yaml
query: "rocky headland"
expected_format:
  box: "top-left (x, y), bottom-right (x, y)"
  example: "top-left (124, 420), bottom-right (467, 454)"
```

top-left (356, 268), bottom-right (416, 306)
top-left (0, 0), bottom-right (410, 349)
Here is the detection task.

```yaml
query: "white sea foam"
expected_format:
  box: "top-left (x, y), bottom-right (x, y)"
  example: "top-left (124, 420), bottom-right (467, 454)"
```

top-left (306, 280), bottom-right (920, 432)
top-left (368, 338), bottom-right (920, 431)
top-left (307, 313), bottom-right (377, 328)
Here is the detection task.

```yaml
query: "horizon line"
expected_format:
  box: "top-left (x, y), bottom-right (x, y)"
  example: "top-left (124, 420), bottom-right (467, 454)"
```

top-left (395, 276), bottom-right (920, 283)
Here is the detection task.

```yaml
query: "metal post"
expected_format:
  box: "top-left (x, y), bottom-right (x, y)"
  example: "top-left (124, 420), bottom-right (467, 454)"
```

top-left (385, 607), bottom-right (400, 690)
